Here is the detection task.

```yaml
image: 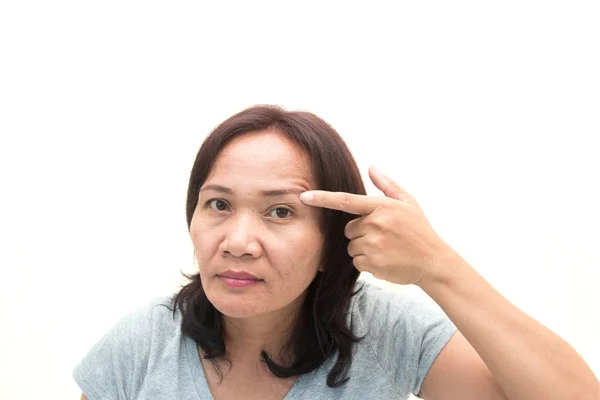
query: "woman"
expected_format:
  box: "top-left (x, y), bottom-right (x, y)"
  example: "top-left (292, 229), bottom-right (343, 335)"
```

top-left (74, 105), bottom-right (599, 399)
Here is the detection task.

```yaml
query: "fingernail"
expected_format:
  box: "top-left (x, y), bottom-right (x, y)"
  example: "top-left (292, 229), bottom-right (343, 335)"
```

top-left (299, 192), bottom-right (314, 202)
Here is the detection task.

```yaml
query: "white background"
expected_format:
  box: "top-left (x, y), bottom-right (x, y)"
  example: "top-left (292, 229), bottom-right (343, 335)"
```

top-left (1, 1), bottom-right (599, 399)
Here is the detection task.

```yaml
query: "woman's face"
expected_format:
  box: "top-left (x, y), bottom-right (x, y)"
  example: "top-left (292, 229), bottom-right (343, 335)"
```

top-left (190, 130), bottom-right (324, 319)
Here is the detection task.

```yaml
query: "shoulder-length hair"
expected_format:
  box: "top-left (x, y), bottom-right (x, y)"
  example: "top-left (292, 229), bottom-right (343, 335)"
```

top-left (173, 105), bottom-right (366, 387)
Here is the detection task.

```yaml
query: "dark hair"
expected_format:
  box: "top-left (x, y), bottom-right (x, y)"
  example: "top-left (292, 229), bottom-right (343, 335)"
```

top-left (173, 105), bottom-right (366, 387)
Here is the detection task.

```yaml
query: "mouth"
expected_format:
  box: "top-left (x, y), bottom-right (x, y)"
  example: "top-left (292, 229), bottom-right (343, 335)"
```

top-left (217, 270), bottom-right (264, 288)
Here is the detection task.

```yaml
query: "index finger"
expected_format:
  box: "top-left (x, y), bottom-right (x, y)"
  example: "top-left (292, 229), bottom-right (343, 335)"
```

top-left (299, 190), bottom-right (381, 215)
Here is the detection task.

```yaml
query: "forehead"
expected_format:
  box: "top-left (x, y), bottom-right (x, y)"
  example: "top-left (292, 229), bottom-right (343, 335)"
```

top-left (207, 130), bottom-right (315, 186)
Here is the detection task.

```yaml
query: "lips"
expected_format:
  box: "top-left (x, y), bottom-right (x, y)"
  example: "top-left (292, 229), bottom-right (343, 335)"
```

top-left (218, 270), bottom-right (261, 281)
top-left (217, 270), bottom-right (263, 288)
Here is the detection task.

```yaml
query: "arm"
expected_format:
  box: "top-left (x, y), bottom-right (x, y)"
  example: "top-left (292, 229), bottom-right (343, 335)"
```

top-left (299, 168), bottom-right (600, 399)
top-left (419, 252), bottom-right (600, 400)
top-left (80, 395), bottom-right (88, 400)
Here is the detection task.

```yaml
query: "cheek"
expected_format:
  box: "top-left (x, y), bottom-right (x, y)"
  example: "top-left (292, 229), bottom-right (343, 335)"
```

top-left (190, 223), bottom-right (221, 264)
top-left (274, 229), bottom-right (323, 279)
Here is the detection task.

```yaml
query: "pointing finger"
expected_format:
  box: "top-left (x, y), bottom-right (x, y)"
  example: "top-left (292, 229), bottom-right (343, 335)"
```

top-left (299, 190), bottom-right (382, 215)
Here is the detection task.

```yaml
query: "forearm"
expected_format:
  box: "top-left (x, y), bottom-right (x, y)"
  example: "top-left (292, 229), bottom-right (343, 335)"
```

top-left (420, 253), bottom-right (600, 400)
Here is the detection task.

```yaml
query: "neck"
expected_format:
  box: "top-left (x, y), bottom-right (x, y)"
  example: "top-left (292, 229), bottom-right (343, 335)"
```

top-left (223, 300), bottom-right (303, 364)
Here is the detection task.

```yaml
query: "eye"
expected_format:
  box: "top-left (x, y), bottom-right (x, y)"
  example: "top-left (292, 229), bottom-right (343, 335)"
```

top-left (269, 207), bottom-right (292, 219)
top-left (207, 199), bottom-right (229, 211)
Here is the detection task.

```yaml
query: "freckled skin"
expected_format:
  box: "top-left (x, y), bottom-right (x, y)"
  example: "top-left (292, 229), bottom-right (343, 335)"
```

top-left (190, 130), bottom-right (325, 322)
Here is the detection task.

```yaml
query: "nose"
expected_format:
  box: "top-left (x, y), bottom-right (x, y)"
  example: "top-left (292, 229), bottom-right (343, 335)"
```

top-left (219, 213), bottom-right (262, 258)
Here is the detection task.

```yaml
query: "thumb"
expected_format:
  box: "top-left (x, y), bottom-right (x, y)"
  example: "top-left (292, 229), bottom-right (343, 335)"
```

top-left (369, 166), bottom-right (412, 202)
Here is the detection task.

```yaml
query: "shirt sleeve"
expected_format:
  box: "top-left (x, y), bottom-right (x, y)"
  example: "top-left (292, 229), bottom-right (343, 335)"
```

top-left (72, 305), bottom-right (154, 400)
top-left (353, 280), bottom-right (457, 398)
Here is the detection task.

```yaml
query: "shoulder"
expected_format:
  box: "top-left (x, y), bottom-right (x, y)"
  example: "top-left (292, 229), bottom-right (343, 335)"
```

top-left (73, 295), bottom-right (180, 399)
top-left (348, 276), bottom-right (457, 396)
top-left (127, 295), bottom-right (180, 332)
top-left (77, 294), bottom-right (179, 356)
top-left (96, 295), bottom-right (179, 345)
top-left (350, 277), bottom-right (446, 331)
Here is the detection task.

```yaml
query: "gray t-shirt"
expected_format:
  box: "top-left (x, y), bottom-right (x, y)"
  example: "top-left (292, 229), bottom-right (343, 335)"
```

top-left (73, 279), bottom-right (457, 399)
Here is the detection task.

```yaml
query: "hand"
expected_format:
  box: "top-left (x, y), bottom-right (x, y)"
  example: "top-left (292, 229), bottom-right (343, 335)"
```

top-left (299, 166), bottom-right (459, 286)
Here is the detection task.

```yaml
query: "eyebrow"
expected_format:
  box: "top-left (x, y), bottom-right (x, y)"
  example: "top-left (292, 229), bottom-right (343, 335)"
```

top-left (200, 184), bottom-right (306, 197)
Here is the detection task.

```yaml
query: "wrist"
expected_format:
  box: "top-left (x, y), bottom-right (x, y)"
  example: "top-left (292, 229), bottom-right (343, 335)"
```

top-left (419, 247), bottom-right (470, 292)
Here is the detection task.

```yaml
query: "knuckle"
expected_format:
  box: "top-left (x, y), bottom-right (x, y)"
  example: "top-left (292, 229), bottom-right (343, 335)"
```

top-left (370, 214), bottom-right (389, 229)
top-left (352, 257), bottom-right (365, 271)
top-left (344, 221), bottom-right (352, 237)
top-left (339, 193), bottom-right (351, 210)
top-left (344, 219), bottom-right (358, 238)
top-left (389, 187), bottom-right (402, 199)
top-left (346, 241), bottom-right (354, 256)
top-left (365, 236), bottom-right (379, 249)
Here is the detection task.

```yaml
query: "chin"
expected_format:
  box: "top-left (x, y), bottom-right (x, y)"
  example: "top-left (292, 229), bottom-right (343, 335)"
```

top-left (214, 305), bottom-right (259, 319)
top-left (204, 289), bottom-right (266, 319)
